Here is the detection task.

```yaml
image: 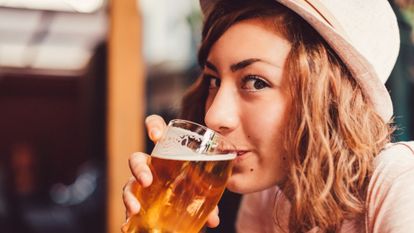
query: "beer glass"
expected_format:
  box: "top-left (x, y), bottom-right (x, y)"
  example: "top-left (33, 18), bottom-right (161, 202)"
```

top-left (122, 119), bottom-right (236, 233)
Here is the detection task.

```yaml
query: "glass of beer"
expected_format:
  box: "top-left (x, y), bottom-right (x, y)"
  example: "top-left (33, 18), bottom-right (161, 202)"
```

top-left (122, 119), bottom-right (236, 233)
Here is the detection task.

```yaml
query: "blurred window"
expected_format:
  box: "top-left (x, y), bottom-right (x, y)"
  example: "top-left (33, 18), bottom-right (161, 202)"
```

top-left (0, 0), bottom-right (105, 13)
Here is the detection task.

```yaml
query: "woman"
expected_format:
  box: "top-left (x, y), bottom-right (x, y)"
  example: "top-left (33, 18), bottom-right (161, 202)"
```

top-left (123, 0), bottom-right (414, 232)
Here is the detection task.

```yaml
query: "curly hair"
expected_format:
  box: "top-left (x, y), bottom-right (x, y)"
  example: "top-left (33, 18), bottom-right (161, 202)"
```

top-left (181, 0), bottom-right (393, 232)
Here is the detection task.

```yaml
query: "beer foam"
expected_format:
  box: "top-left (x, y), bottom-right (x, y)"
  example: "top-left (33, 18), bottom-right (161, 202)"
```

top-left (152, 126), bottom-right (236, 161)
top-left (151, 152), bottom-right (236, 161)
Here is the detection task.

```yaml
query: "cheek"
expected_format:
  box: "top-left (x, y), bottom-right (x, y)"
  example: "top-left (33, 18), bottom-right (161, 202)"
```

top-left (244, 100), bottom-right (287, 142)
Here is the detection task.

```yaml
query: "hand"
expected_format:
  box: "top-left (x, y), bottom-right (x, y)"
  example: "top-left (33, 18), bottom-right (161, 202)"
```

top-left (122, 115), bottom-right (221, 228)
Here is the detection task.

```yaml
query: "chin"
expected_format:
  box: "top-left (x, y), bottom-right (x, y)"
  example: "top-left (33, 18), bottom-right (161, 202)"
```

top-left (226, 173), bottom-right (262, 194)
top-left (226, 170), bottom-right (284, 194)
top-left (226, 183), bottom-right (248, 194)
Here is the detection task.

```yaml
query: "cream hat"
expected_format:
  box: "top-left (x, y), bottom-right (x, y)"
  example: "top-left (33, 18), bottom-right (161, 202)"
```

top-left (199, 0), bottom-right (400, 121)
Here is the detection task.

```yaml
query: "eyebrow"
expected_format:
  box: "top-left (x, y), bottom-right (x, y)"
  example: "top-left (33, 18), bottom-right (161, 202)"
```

top-left (230, 58), bottom-right (262, 72)
top-left (205, 58), bottom-right (274, 73)
top-left (205, 61), bottom-right (218, 73)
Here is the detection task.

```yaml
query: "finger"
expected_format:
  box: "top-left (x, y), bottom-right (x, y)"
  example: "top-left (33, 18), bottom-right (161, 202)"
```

top-left (129, 152), bottom-right (153, 187)
top-left (122, 177), bottom-right (141, 218)
top-left (206, 206), bottom-right (220, 228)
top-left (145, 115), bottom-right (167, 142)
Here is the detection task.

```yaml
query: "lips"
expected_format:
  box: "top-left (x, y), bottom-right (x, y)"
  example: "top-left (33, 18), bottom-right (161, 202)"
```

top-left (236, 150), bottom-right (248, 156)
top-left (232, 150), bottom-right (250, 164)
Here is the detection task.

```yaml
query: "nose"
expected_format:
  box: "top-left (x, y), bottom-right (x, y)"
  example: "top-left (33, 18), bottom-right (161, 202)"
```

top-left (204, 85), bottom-right (239, 135)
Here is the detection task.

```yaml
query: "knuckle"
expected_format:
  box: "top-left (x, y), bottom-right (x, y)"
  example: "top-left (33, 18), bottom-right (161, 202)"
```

top-left (130, 159), bottom-right (146, 174)
top-left (129, 153), bottom-right (148, 170)
top-left (129, 152), bottom-right (142, 162)
top-left (145, 114), bottom-right (161, 126)
top-left (145, 115), bottom-right (166, 130)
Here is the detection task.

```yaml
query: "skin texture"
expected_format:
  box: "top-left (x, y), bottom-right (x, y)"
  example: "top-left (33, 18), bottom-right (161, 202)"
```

top-left (123, 18), bottom-right (292, 228)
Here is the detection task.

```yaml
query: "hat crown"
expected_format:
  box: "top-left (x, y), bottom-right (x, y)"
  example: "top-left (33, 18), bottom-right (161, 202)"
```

top-left (311, 0), bottom-right (400, 84)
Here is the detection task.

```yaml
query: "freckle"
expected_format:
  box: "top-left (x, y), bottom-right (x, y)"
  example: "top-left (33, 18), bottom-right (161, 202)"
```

top-left (282, 157), bottom-right (286, 161)
top-left (250, 168), bottom-right (254, 172)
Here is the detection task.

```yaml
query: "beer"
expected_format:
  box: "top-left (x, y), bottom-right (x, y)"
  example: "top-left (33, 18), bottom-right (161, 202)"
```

top-left (122, 120), bottom-right (236, 233)
top-left (123, 154), bottom-right (234, 233)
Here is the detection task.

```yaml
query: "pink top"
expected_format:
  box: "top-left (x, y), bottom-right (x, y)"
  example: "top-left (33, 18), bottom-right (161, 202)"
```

top-left (236, 142), bottom-right (414, 233)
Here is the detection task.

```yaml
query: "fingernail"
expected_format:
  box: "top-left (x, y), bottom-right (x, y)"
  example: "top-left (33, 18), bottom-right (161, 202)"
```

top-left (138, 172), bottom-right (149, 183)
top-left (150, 129), bottom-right (161, 139)
top-left (131, 201), bottom-right (140, 213)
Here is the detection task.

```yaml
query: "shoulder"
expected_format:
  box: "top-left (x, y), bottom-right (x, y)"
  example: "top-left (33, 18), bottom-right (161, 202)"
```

top-left (369, 141), bottom-right (414, 196)
top-left (366, 141), bottom-right (414, 233)
top-left (372, 141), bottom-right (414, 178)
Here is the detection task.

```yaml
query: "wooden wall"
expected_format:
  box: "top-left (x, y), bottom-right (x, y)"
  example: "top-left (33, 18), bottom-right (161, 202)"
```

top-left (107, 0), bottom-right (145, 232)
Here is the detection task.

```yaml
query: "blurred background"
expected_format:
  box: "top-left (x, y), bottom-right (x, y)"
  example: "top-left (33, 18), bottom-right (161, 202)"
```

top-left (0, 0), bottom-right (412, 233)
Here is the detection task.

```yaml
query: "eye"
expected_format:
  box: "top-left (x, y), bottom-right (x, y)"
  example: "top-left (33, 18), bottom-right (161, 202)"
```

top-left (204, 74), bottom-right (221, 89)
top-left (241, 75), bottom-right (270, 91)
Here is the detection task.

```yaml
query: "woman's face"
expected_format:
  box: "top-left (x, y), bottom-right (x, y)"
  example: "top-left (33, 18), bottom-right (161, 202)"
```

top-left (203, 18), bottom-right (292, 194)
